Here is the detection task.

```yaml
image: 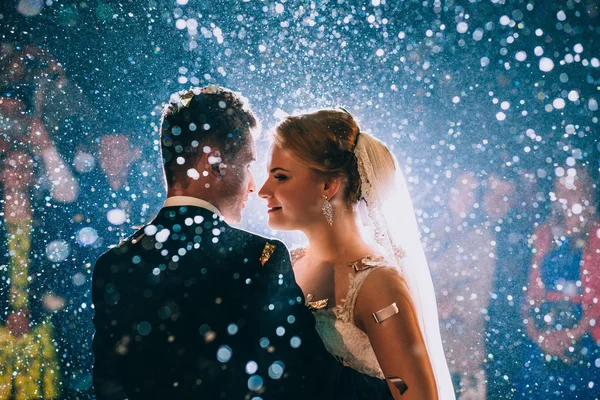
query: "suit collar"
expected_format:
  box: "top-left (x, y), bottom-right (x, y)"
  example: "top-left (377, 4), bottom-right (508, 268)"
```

top-left (163, 196), bottom-right (222, 217)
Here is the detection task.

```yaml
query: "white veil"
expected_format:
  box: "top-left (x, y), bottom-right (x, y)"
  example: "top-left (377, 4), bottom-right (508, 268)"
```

top-left (354, 132), bottom-right (455, 399)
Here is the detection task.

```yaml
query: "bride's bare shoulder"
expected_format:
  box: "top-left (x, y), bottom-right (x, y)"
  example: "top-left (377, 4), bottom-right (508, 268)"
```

top-left (355, 266), bottom-right (412, 314)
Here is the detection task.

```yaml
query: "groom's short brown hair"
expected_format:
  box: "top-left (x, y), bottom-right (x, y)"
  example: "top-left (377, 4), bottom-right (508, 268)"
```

top-left (160, 86), bottom-right (258, 187)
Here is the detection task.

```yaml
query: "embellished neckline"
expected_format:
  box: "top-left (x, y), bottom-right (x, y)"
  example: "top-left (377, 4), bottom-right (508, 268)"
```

top-left (306, 296), bottom-right (330, 310)
top-left (305, 254), bottom-right (385, 311)
top-left (348, 255), bottom-right (385, 272)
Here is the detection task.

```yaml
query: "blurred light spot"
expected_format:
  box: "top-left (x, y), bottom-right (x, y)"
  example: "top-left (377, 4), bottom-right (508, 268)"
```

top-left (534, 46), bottom-right (544, 56)
top-left (73, 152), bottom-right (96, 173)
top-left (268, 361), bottom-right (285, 379)
top-left (290, 336), bottom-right (301, 348)
top-left (199, 324), bottom-right (211, 335)
top-left (539, 57), bottom-right (554, 72)
top-left (77, 227), bottom-right (98, 246)
top-left (17, 0), bottom-right (43, 16)
top-left (227, 323), bottom-right (239, 335)
top-left (515, 51), bottom-right (527, 62)
top-left (158, 306), bottom-right (172, 319)
top-left (145, 225), bottom-right (158, 236)
top-left (456, 22), bottom-right (468, 33)
top-left (259, 337), bottom-right (270, 348)
top-left (246, 361), bottom-right (258, 374)
top-left (107, 209), bottom-right (127, 225)
top-left (73, 272), bottom-right (86, 286)
top-left (137, 321), bottom-right (152, 336)
top-left (43, 293), bottom-right (65, 311)
top-left (552, 98), bottom-right (566, 109)
top-left (247, 375), bottom-right (263, 391)
top-left (46, 240), bottom-right (70, 263)
top-left (568, 91), bottom-right (579, 102)
top-left (156, 229), bottom-right (171, 243)
top-left (217, 345), bottom-right (233, 362)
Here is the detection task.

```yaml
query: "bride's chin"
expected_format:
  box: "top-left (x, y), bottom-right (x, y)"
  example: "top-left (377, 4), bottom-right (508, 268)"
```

top-left (267, 218), bottom-right (290, 231)
top-left (267, 220), bottom-right (283, 230)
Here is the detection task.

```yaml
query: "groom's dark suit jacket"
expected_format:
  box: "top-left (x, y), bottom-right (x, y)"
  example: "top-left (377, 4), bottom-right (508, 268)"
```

top-left (92, 205), bottom-right (392, 399)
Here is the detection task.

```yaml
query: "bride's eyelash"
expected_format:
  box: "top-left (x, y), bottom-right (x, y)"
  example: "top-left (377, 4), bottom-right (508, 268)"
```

top-left (274, 174), bottom-right (287, 181)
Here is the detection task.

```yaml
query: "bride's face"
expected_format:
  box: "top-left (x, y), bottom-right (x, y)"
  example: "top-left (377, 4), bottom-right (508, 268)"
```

top-left (259, 145), bottom-right (325, 231)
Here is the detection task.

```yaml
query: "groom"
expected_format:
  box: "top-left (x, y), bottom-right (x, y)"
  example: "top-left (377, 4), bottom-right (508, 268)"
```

top-left (91, 85), bottom-right (392, 399)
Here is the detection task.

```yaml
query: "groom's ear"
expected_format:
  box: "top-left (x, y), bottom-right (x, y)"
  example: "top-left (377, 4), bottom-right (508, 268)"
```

top-left (202, 149), bottom-right (223, 179)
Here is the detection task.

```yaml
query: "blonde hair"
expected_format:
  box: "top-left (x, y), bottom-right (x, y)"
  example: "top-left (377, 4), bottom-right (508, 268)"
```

top-left (273, 109), bottom-right (396, 205)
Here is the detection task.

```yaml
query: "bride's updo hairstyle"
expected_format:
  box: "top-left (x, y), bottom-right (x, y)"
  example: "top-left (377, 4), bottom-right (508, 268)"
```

top-left (272, 109), bottom-right (396, 206)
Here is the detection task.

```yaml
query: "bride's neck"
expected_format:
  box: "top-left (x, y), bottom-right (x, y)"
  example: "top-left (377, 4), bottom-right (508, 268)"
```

top-left (303, 208), bottom-right (372, 264)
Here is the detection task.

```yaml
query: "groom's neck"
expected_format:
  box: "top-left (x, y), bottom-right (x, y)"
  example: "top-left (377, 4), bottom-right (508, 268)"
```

top-left (167, 183), bottom-right (219, 205)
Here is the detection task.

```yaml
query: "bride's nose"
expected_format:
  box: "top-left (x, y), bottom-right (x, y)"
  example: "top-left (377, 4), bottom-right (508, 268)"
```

top-left (258, 181), bottom-right (271, 199)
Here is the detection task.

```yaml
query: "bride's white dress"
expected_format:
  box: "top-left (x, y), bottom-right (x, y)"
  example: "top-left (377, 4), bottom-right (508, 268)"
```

top-left (291, 248), bottom-right (389, 380)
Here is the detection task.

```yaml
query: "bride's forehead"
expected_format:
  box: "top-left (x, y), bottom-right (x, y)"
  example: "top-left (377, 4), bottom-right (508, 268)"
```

top-left (268, 144), bottom-right (293, 163)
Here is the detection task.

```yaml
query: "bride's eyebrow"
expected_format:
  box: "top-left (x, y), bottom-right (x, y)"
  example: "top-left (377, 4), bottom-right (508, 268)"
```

top-left (269, 167), bottom-right (290, 173)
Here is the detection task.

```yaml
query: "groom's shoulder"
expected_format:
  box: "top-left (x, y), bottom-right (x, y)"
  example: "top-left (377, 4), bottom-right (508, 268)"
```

top-left (225, 226), bottom-right (290, 266)
top-left (93, 226), bottom-right (146, 268)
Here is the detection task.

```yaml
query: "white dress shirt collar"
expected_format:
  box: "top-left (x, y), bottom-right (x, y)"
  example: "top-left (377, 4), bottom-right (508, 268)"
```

top-left (163, 196), bottom-right (222, 217)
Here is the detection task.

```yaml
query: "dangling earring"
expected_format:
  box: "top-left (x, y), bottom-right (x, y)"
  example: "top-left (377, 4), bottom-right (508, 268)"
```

top-left (322, 195), bottom-right (333, 226)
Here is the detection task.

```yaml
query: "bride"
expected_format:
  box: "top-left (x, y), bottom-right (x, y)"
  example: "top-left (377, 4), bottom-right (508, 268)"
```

top-left (258, 109), bottom-right (454, 399)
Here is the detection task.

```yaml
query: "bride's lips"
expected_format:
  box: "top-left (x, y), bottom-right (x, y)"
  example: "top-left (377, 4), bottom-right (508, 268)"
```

top-left (267, 206), bottom-right (282, 213)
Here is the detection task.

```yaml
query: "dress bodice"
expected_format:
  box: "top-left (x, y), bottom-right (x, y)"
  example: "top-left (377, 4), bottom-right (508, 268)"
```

top-left (291, 248), bottom-right (388, 379)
